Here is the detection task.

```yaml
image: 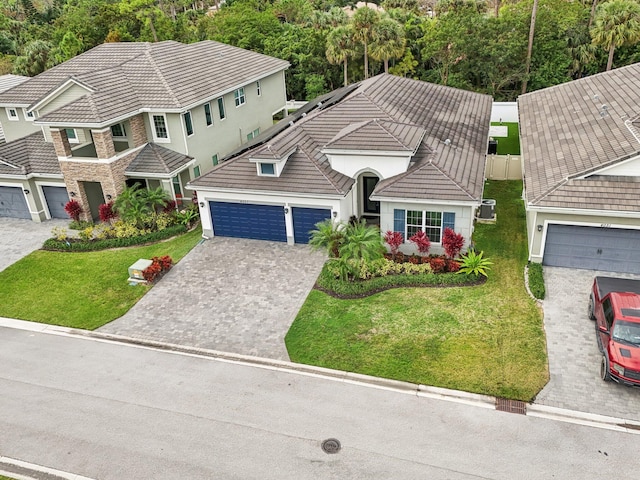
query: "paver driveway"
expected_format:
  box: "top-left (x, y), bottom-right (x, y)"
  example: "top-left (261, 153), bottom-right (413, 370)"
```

top-left (536, 266), bottom-right (640, 421)
top-left (99, 236), bottom-right (327, 361)
top-left (0, 218), bottom-right (68, 273)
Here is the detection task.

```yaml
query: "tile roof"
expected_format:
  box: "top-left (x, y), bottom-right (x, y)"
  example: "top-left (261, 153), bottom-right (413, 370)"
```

top-left (0, 41), bottom-right (289, 125)
top-left (191, 74), bottom-right (492, 202)
top-left (125, 143), bottom-right (193, 176)
top-left (518, 63), bottom-right (640, 211)
top-left (0, 74), bottom-right (28, 94)
top-left (0, 131), bottom-right (59, 176)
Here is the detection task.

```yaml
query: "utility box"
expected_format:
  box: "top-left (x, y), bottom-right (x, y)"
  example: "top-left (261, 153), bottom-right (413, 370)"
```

top-left (480, 199), bottom-right (496, 219)
top-left (128, 259), bottom-right (153, 281)
top-left (488, 139), bottom-right (498, 155)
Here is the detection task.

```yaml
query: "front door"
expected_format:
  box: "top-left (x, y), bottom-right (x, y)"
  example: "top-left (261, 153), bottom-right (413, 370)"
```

top-left (83, 181), bottom-right (105, 222)
top-left (362, 176), bottom-right (380, 215)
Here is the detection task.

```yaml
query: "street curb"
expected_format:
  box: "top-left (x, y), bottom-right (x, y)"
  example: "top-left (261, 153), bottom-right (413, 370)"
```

top-left (3, 316), bottom-right (640, 432)
top-left (0, 456), bottom-right (95, 480)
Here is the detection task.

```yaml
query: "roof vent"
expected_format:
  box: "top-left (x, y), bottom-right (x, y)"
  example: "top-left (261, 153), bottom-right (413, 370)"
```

top-left (600, 104), bottom-right (608, 117)
top-left (288, 120), bottom-right (294, 127)
top-left (302, 112), bottom-right (306, 117)
top-left (444, 139), bottom-right (451, 146)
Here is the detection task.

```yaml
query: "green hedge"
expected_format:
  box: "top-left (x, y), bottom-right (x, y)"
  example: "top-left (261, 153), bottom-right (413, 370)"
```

top-left (315, 263), bottom-right (482, 297)
top-left (527, 262), bottom-right (545, 300)
top-left (42, 224), bottom-right (188, 252)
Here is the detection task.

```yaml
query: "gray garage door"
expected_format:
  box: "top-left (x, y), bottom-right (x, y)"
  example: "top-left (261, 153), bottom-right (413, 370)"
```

top-left (0, 186), bottom-right (30, 219)
top-left (42, 186), bottom-right (69, 219)
top-left (209, 201), bottom-right (286, 242)
top-left (543, 224), bottom-right (640, 273)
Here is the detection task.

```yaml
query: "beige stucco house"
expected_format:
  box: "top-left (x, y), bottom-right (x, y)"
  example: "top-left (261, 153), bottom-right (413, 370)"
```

top-left (0, 40), bottom-right (288, 221)
top-left (519, 63), bottom-right (640, 274)
top-left (189, 74), bottom-right (493, 251)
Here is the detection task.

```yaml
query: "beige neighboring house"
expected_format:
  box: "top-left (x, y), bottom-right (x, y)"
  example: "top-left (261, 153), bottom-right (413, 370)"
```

top-left (519, 63), bottom-right (640, 274)
top-left (189, 74), bottom-right (493, 251)
top-left (0, 74), bottom-right (28, 143)
top-left (0, 40), bottom-right (289, 222)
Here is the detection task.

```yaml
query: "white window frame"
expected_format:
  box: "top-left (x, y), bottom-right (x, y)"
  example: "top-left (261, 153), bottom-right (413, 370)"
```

top-left (193, 165), bottom-right (201, 178)
top-left (217, 98), bottom-right (226, 120)
top-left (65, 128), bottom-right (79, 144)
top-left (204, 102), bottom-right (213, 127)
top-left (256, 80), bottom-right (261, 97)
top-left (246, 127), bottom-right (260, 142)
top-left (23, 109), bottom-right (35, 121)
top-left (405, 210), bottom-right (443, 243)
top-left (110, 123), bottom-right (126, 139)
top-left (259, 162), bottom-right (276, 176)
top-left (183, 111), bottom-right (194, 137)
top-left (6, 107), bottom-right (19, 121)
top-left (234, 87), bottom-right (246, 107)
top-left (151, 113), bottom-right (170, 143)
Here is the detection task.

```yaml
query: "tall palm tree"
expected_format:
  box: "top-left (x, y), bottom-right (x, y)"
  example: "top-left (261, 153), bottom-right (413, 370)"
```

top-left (326, 25), bottom-right (358, 86)
top-left (370, 17), bottom-right (406, 73)
top-left (591, 0), bottom-right (640, 71)
top-left (352, 6), bottom-right (380, 79)
top-left (521, 0), bottom-right (539, 94)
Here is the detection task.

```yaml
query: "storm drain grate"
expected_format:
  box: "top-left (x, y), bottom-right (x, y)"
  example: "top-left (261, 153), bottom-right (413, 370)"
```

top-left (321, 438), bottom-right (341, 454)
top-left (495, 398), bottom-right (527, 415)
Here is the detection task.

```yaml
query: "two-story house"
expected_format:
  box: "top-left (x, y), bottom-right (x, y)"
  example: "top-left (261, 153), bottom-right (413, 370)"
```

top-left (0, 40), bottom-right (289, 221)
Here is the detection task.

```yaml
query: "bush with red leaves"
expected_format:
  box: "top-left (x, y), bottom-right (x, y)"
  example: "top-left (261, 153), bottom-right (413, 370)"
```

top-left (99, 201), bottom-right (117, 223)
top-left (409, 230), bottom-right (431, 255)
top-left (428, 256), bottom-right (447, 273)
top-left (384, 231), bottom-right (403, 256)
top-left (163, 200), bottom-right (177, 213)
top-left (143, 255), bottom-right (174, 283)
top-left (446, 259), bottom-right (461, 272)
top-left (442, 227), bottom-right (465, 259)
top-left (64, 200), bottom-right (82, 222)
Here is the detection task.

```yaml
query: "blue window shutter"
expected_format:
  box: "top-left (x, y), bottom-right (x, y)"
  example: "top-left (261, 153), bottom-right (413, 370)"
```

top-left (443, 212), bottom-right (455, 230)
top-left (393, 209), bottom-right (405, 235)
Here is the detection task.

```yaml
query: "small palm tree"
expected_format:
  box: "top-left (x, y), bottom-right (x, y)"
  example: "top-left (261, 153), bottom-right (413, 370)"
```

top-left (339, 220), bottom-right (385, 263)
top-left (140, 186), bottom-right (170, 213)
top-left (591, 0), bottom-right (640, 71)
top-left (309, 219), bottom-right (345, 257)
top-left (326, 25), bottom-right (358, 86)
top-left (370, 17), bottom-right (406, 73)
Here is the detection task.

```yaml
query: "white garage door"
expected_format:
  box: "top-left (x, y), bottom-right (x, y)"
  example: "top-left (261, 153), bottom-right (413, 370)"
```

top-left (543, 224), bottom-right (640, 274)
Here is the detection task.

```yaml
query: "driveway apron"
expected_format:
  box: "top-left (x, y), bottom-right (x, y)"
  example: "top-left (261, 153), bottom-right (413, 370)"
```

top-left (99, 237), bottom-right (327, 361)
top-left (0, 218), bottom-right (69, 273)
top-left (536, 266), bottom-right (640, 421)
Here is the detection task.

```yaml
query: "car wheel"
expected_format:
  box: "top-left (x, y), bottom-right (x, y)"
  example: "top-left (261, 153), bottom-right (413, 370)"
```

top-left (588, 295), bottom-right (596, 321)
top-left (600, 356), bottom-right (611, 382)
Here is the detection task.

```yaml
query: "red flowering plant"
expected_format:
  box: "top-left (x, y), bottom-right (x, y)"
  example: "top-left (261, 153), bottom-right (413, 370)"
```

top-left (429, 256), bottom-right (447, 273)
top-left (442, 227), bottom-right (464, 259)
top-left (64, 199), bottom-right (82, 222)
top-left (408, 230), bottom-right (431, 256)
top-left (383, 231), bottom-right (403, 260)
top-left (99, 201), bottom-right (117, 223)
top-left (142, 255), bottom-right (174, 283)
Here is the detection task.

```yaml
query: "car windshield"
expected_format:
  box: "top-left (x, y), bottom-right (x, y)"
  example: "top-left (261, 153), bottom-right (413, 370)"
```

top-left (612, 320), bottom-right (640, 347)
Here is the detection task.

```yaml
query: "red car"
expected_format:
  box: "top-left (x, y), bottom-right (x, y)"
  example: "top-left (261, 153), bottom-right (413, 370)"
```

top-left (589, 276), bottom-right (640, 386)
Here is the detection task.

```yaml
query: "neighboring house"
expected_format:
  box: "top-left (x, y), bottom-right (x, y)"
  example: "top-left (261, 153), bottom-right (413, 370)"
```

top-left (0, 74), bottom-right (28, 143)
top-left (189, 74), bottom-right (493, 253)
top-left (519, 63), bottom-right (640, 274)
top-left (0, 40), bottom-right (289, 222)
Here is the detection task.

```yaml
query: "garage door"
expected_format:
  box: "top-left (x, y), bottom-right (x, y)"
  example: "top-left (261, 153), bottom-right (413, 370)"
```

top-left (42, 186), bottom-right (69, 219)
top-left (292, 207), bottom-right (331, 244)
top-left (0, 186), bottom-right (30, 219)
top-left (543, 224), bottom-right (640, 273)
top-left (209, 201), bottom-right (286, 242)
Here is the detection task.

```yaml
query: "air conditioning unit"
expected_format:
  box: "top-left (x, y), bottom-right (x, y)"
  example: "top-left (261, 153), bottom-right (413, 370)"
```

top-left (479, 199), bottom-right (496, 219)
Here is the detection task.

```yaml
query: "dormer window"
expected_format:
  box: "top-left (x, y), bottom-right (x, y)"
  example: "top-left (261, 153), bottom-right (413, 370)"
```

top-left (259, 163), bottom-right (275, 176)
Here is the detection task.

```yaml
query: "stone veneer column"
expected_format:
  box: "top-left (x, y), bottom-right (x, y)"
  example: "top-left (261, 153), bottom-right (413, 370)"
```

top-left (50, 129), bottom-right (72, 157)
top-left (92, 128), bottom-right (116, 159)
top-left (129, 114), bottom-right (148, 147)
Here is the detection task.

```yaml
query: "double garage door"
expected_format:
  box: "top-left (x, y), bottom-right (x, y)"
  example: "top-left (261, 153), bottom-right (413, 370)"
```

top-left (209, 201), bottom-right (330, 244)
top-left (543, 224), bottom-right (640, 274)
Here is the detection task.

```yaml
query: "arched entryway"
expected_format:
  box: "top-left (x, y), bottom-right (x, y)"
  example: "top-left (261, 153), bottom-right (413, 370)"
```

top-left (358, 172), bottom-right (380, 224)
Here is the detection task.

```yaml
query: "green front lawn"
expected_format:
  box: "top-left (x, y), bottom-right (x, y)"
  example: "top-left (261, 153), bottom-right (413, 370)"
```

top-left (286, 180), bottom-right (548, 401)
top-left (0, 229), bottom-right (201, 330)
top-left (491, 122), bottom-right (520, 155)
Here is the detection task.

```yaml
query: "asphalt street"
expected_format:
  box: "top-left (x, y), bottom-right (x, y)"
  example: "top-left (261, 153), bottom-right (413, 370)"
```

top-left (1, 325), bottom-right (639, 480)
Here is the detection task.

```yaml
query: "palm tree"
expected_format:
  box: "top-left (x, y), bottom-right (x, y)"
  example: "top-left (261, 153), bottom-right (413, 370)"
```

top-left (326, 25), bottom-right (358, 86)
top-left (521, 0), bottom-right (539, 94)
top-left (309, 219), bottom-right (345, 258)
top-left (352, 6), bottom-right (380, 79)
top-left (339, 220), bottom-right (385, 263)
top-left (591, 0), bottom-right (640, 71)
top-left (370, 17), bottom-right (406, 73)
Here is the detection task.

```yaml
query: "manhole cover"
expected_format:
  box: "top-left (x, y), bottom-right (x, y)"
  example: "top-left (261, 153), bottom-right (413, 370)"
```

top-left (321, 438), bottom-right (341, 454)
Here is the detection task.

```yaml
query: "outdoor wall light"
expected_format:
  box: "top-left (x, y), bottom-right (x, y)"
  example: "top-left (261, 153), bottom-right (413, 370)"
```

top-left (332, 211), bottom-right (338, 218)
top-left (23, 189), bottom-right (30, 195)
top-left (106, 194), bottom-right (112, 200)
top-left (537, 224), bottom-right (543, 232)
top-left (199, 202), bottom-right (205, 207)
top-left (69, 191), bottom-right (76, 197)
top-left (284, 207), bottom-right (289, 214)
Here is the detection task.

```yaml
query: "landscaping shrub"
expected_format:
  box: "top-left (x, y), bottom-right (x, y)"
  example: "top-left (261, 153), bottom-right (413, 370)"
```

top-left (99, 201), bottom-right (117, 223)
top-left (69, 220), bottom-right (93, 230)
top-left (64, 200), bottom-right (82, 222)
top-left (42, 224), bottom-right (187, 251)
top-left (442, 228), bottom-right (465, 259)
top-left (143, 255), bottom-right (174, 283)
top-left (384, 230), bottom-right (403, 257)
top-left (428, 256), bottom-right (447, 273)
top-left (409, 230), bottom-right (431, 255)
top-left (527, 262), bottom-right (545, 300)
top-left (458, 250), bottom-right (492, 277)
top-left (309, 219), bottom-right (345, 258)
